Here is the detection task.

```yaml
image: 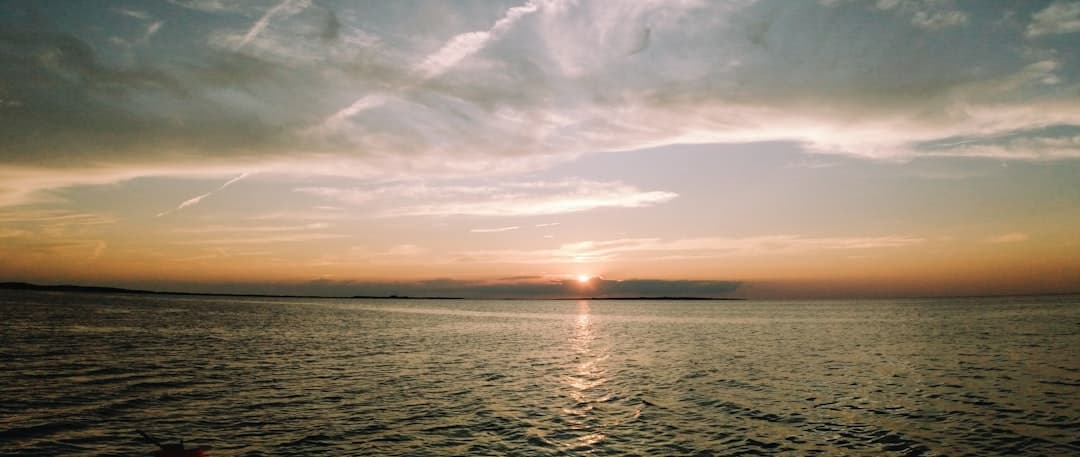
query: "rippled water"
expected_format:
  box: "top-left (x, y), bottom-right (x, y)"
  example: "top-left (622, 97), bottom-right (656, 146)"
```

top-left (1, 291), bottom-right (1078, 456)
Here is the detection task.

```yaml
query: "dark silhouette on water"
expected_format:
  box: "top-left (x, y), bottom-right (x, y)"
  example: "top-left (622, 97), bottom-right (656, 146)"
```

top-left (138, 430), bottom-right (208, 457)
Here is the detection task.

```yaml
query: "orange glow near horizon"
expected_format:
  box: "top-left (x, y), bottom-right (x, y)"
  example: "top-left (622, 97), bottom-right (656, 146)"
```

top-left (2, 221), bottom-right (1080, 298)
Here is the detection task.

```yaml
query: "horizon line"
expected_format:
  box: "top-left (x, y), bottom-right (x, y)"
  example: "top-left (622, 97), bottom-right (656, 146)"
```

top-left (3, 281), bottom-right (1078, 302)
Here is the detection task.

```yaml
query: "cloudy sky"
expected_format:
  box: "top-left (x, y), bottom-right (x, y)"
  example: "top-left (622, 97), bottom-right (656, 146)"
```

top-left (2, 0), bottom-right (1079, 298)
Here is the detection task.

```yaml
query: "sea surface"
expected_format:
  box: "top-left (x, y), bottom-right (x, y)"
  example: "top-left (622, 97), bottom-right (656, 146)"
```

top-left (1, 291), bottom-right (1078, 456)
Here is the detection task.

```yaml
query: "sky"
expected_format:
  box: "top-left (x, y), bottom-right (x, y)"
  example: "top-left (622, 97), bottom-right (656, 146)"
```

top-left (1, 0), bottom-right (1080, 299)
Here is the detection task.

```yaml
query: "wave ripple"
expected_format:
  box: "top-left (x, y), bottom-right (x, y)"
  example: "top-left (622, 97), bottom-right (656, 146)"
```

top-left (2, 292), bottom-right (1079, 455)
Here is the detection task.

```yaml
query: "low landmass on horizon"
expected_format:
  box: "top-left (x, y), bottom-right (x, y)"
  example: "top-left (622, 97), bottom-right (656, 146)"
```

top-left (0, 282), bottom-right (747, 301)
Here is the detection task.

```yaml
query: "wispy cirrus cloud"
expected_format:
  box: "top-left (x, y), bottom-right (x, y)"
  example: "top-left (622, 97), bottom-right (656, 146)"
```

top-left (172, 223), bottom-right (329, 234)
top-left (453, 235), bottom-right (926, 264)
top-left (0, 209), bottom-right (114, 225)
top-left (233, 0), bottom-right (310, 50)
top-left (2, 0), bottom-right (1080, 207)
top-left (173, 233), bottom-right (346, 245)
top-left (315, 0), bottom-right (538, 131)
top-left (864, 0), bottom-right (969, 30)
top-left (157, 173), bottom-right (248, 217)
top-left (415, 1), bottom-right (538, 79)
top-left (384, 189), bottom-right (676, 218)
top-left (0, 209), bottom-right (114, 259)
top-left (1027, 1), bottom-right (1080, 37)
top-left (112, 8), bottom-right (151, 20)
top-left (296, 179), bottom-right (677, 217)
top-left (111, 6), bottom-right (164, 44)
top-left (471, 226), bottom-right (520, 233)
top-left (142, 21), bottom-right (164, 43)
top-left (295, 183), bottom-right (499, 205)
top-left (167, 0), bottom-right (243, 13)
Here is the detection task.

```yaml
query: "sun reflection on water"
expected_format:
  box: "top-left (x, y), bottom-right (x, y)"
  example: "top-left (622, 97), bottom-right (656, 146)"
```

top-left (558, 300), bottom-right (611, 448)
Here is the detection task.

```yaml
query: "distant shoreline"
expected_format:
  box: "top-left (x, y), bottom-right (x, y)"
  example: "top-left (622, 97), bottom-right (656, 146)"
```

top-left (7, 281), bottom-right (1073, 301)
top-left (0, 282), bottom-right (461, 300)
top-left (0, 282), bottom-right (744, 301)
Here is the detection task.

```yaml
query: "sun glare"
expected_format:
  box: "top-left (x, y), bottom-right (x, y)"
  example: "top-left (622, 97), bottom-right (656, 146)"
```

top-left (577, 275), bottom-right (590, 283)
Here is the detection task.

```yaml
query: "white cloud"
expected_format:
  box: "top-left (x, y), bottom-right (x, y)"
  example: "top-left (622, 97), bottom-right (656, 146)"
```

top-left (113, 8), bottom-right (151, 20)
top-left (868, 0), bottom-right (969, 29)
top-left (911, 9), bottom-right (968, 29)
top-left (388, 189), bottom-right (675, 217)
top-left (923, 134), bottom-right (1080, 160)
top-left (315, 94), bottom-right (389, 132)
top-left (234, 0), bottom-right (311, 50)
top-left (416, 1), bottom-right (538, 79)
top-left (173, 223), bottom-right (329, 234)
top-left (471, 226), bottom-right (521, 233)
top-left (157, 173), bottom-right (248, 217)
top-left (316, 1), bottom-right (538, 130)
top-left (298, 1), bottom-right (1076, 170)
top-left (1027, 2), bottom-right (1080, 37)
top-left (0, 165), bottom-right (262, 208)
top-left (167, 0), bottom-right (243, 13)
top-left (3, 1), bottom-right (1080, 208)
top-left (142, 21), bottom-right (164, 43)
top-left (296, 179), bottom-right (676, 217)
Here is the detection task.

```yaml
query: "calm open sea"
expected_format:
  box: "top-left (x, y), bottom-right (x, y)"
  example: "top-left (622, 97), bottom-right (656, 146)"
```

top-left (1, 290), bottom-right (1078, 456)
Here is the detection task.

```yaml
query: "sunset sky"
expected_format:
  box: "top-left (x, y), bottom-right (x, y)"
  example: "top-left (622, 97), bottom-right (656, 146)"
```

top-left (2, 0), bottom-right (1079, 298)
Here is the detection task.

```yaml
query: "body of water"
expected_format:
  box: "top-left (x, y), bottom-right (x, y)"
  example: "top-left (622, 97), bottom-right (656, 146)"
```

top-left (1, 291), bottom-right (1078, 455)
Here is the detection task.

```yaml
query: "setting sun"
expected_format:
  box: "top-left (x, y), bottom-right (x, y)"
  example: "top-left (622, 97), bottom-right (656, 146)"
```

top-left (577, 275), bottom-right (590, 284)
